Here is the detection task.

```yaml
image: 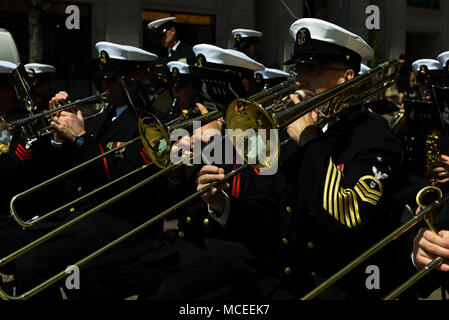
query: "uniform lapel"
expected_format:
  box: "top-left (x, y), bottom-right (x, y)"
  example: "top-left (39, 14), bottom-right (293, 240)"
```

top-left (100, 107), bottom-right (138, 143)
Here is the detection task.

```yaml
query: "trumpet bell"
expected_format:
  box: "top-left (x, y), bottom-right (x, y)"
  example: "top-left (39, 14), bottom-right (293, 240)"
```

top-left (0, 118), bottom-right (11, 154)
top-left (226, 98), bottom-right (279, 169)
top-left (138, 112), bottom-right (171, 168)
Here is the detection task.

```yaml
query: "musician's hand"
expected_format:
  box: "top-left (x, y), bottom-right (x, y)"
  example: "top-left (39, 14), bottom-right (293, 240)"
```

top-left (433, 155), bottom-right (449, 184)
top-left (413, 228), bottom-right (449, 272)
top-left (197, 165), bottom-right (229, 215)
top-left (287, 93), bottom-right (319, 146)
top-left (50, 110), bottom-right (86, 143)
top-left (49, 91), bottom-right (69, 143)
top-left (192, 103), bottom-right (223, 147)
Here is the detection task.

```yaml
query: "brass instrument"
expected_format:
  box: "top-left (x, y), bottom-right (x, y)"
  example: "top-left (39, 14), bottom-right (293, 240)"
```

top-left (225, 60), bottom-right (401, 167)
top-left (0, 92), bottom-right (108, 155)
top-left (302, 116), bottom-right (447, 301)
top-left (9, 79), bottom-right (299, 228)
top-left (0, 79), bottom-right (300, 299)
top-left (388, 111), bottom-right (405, 134)
top-left (301, 194), bottom-right (449, 300)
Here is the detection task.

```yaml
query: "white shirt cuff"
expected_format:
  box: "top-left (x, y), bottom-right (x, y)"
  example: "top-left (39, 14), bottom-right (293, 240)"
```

top-left (411, 252), bottom-right (420, 270)
top-left (51, 139), bottom-right (65, 148)
top-left (207, 191), bottom-right (230, 227)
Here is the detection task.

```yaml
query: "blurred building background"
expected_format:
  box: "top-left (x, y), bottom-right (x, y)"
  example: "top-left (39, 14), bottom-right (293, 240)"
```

top-left (1, 0), bottom-right (448, 97)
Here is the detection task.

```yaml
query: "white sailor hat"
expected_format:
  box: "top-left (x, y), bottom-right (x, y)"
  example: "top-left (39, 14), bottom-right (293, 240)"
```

top-left (25, 63), bottom-right (56, 85)
top-left (231, 29), bottom-right (263, 49)
top-left (284, 18), bottom-right (374, 73)
top-left (167, 61), bottom-right (192, 87)
top-left (437, 52), bottom-right (449, 71)
top-left (95, 41), bottom-right (158, 77)
top-left (412, 59), bottom-right (441, 73)
top-left (193, 44), bottom-right (264, 78)
top-left (147, 17), bottom-right (176, 35)
top-left (0, 60), bottom-right (17, 74)
top-left (359, 63), bottom-right (371, 75)
top-left (254, 68), bottom-right (290, 87)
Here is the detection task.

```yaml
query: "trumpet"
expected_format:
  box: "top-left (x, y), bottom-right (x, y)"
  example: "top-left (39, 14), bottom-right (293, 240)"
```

top-left (0, 92), bottom-right (108, 155)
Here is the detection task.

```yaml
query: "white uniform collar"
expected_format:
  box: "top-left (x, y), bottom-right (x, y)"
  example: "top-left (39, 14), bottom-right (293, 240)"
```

top-left (168, 41), bottom-right (181, 57)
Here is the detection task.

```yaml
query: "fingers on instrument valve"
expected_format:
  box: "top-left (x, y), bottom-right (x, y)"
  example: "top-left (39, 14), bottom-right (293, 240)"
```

top-left (295, 90), bottom-right (306, 101)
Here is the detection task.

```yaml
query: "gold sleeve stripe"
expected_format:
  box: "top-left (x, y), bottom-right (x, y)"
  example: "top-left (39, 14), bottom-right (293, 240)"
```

top-left (356, 182), bottom-right (381, 202)
top-left (322, 159), bottom-right (384, 229)
top-left (332, 168), bottom-right (342, 221)
top-left (359, 179), bottom-right (382, 197)
top-left (338, 192), bottom-right (345, 226)
top-left (328, 164), bottom-right (337, 217)
top-left (323, 159), bottom-right (333, 211)
top-left (343, 191), bottom-right (353, 228)
top-left (346, 189), bottom-right (358, 228)
top-left (354, 185), bottom-right (379, 206)
top-left (349, 189), bottom-right (362, 226)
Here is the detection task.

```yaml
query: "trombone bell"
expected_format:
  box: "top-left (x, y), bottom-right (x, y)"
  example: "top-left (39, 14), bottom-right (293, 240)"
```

top-left (138, 112), bottom-right (171, 168)
top-left (226, 98), bottom-right (279, 169)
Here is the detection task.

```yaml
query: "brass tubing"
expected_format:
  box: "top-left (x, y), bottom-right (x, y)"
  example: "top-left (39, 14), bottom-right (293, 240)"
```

top-left (0, 159), bottom-right (248, 300)
top-left (301, 193), bottom-right (449, 300)
top-left (10, 136), bottom-right (141, 228)
top-left (384, 257), bottom-right (445, 300)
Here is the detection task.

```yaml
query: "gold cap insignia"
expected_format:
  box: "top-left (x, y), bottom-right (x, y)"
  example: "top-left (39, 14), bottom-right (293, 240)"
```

top-left (256, 73), bottom-right (263, 83)
top-left (297, 28), bottom-right (309, 45)
top-left (172, 67), bottom-right (179, 78)
top-left (420, 65), bottom-right (427, 74)
top-left (235, 34), bottom-right (241, 42)
top-left (196, 55), bottom-right (204, 67)
top-left (100, 51), bottom-right (108, 64)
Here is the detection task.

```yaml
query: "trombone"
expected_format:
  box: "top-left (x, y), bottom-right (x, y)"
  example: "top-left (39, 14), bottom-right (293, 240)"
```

top-left (9, 79), bottom-right (300, 228)
top-left (0, 82), bottom-right (299, 299)
top-left (225, 59), bottom-right (401, 167)
top-left (0, 63), bottom-right (395, 300)
top-left (0, 92), bottom-right (108, 155)
top-left (301, 193), bottom-right (449, 300)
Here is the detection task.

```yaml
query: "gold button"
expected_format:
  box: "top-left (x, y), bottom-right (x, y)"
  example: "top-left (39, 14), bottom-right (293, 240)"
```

top-left (69, 207), bottom-right (75, 213)
top-left (178, 231), bottom-right (185, 238)
top-left (185, 217), bottom-right (192, 224)
top-left (203, 218), bottom-right (209, 226)
top-left (411, 137), bottom-right (415, 141)
top-left (76, 187), bottom-right (82, 192)
top-left (307, 242), bottom-right (314, 249)
top-left (281, 238), bottom-right (289, 245)
top-left (310, 272), bottom-right (317, 277)
top-left (409, 147), bottom-right (413, 152)
top-left (285, 206), bottom-right (292, 213)
top-left (284, 267), bottom-right (292, 275)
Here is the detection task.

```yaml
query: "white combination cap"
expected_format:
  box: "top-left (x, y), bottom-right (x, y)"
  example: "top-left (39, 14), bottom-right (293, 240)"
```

top-left (0, 60), bottom-right (18, 74)
top-left (95, 42), bottom-right (158, 62)
top-left (412, 59), bottom-right (441, 72)
top-left (167, 61), bottom-right (190, 75)
top-left (255, 68), bottom-right (290, 80)
top-left (25, 63), bottom-right (56, 75)
top-left (193, 44), bottom-right (264, 72)
top-left (285, 18), bottom-right (373, 67)
top-left (147, 17), bottom-right (176, 33)
top-left (232, 29), bottom-right (263, 39)
top-left (437, 51), bottom-right (449, 70)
